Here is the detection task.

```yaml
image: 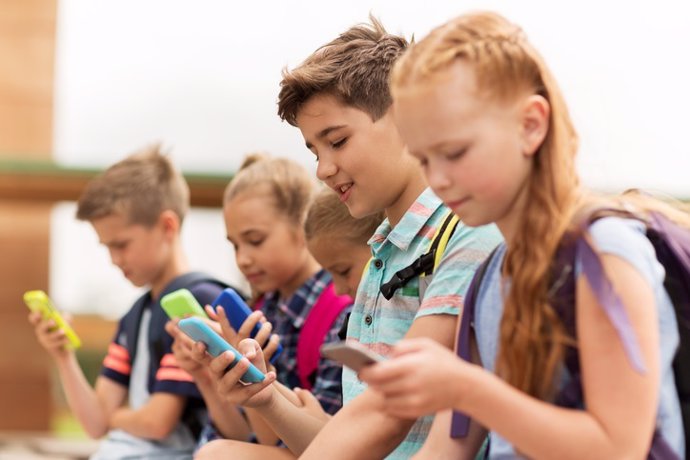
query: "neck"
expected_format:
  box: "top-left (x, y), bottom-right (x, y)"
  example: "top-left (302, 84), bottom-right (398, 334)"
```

top-left (386, 168), bottom-right (427, 228)
top-left (495, 179), bottom-right (532, 248)
top-left (149, 239), bottom-right (189, 299)
top-left (279, 255), bottom-right (321, 300)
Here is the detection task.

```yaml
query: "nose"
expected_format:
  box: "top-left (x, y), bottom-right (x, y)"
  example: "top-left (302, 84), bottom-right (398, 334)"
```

top-left (316, 153), bottom-right (337, 181)
top-left (235, 246), bottom-right (253, 270)
top-left (333, 279), bottom-right (349, 297)
top-left (109, 249), bottom-right (123, 268)
top-left (425, 161), bottom-right (452, 192)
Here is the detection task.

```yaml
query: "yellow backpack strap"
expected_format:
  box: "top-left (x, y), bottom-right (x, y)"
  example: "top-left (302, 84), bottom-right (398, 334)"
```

top-left (361, 256), bottom-right (374, 279)
top-left (379, 211), bottom-right (459, 300)
top-left (431, 213), bottom-right (460, 274)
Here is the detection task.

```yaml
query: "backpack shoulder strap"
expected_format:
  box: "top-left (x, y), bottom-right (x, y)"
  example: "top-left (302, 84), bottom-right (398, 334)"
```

top-left (297, 282), bottom-right (352, 391)
top-left (380, 211), bottom-right (459, 300)
top-left (148, 272), bottom-right (231, 378)
top-left (159, 272), bottom-right (229, 297)
top-left (451, 244), bottom-right (500, 438)
top-left (431, 213), bottom-right (461, 275)
top-left (121, 291), bottom-right (152, 363)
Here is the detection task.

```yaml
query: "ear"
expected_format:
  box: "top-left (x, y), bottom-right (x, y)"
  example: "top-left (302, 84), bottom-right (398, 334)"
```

top-left (520, 94), bottom-right (550, 157)
top-left (158, 210), bottom-right (181, 238)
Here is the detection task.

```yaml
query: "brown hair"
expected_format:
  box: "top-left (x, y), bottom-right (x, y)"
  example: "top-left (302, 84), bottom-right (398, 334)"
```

top-left (224, 153), bottom-right (315, 226)
top-left (76, 144), bottom-right (189, 227)
top-left (278, 15), bottom-right (409, 126)
top-left (304, 187), bottom-right (383, 244)
top-left (393, 12), bottom-right (580, 400)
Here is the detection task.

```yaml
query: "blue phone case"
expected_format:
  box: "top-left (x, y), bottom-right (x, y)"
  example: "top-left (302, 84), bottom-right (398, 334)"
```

top-left (211, 288), bottom-right (283, 363)
top-left (177, 317), bottom-right (265, 384)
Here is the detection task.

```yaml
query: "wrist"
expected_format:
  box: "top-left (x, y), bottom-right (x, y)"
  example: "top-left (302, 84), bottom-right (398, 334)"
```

top-left (257, 384), bottom-right (280, 412)
top-left (453, 362), bottom-right (488, 414)
top-left (53, 350), bottom-right (77, 368)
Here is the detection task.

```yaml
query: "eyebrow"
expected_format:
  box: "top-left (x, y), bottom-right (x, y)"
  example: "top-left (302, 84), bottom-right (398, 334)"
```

top-left (305, 125), bottom-right (347, 150)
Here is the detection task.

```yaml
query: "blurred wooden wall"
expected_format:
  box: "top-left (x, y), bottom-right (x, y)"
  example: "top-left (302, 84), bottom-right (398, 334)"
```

top-left (0, 0), bottom-right (57, 430)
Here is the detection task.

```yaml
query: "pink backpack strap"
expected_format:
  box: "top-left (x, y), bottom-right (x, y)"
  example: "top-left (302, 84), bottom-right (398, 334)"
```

top-left (297, 282), bottom-right (352, 391)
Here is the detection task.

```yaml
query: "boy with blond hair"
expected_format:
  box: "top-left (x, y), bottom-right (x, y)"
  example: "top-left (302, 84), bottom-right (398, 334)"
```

top-left (29, 145), bottom-right (233, 459)
top-left (195, 17), bottom-right (501, 460)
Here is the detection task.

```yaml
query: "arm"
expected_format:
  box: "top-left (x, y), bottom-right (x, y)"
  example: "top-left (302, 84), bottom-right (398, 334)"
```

top-left (197, 339), bottom-right (327, 454)
top-left (300, 313), bottom-right (458, 459)
top-left (28, 311), bottom-right (126, 438)
top-left (412, 410), bottom-right (485, 460)
top-left (363, 253), bottom-right (661, 459)
top-left (166, 320), bottom-right (251, 441)
top-left (109, 392), bottom-right (186, 440)
top-left (57, 354), bottom-right (127, 438)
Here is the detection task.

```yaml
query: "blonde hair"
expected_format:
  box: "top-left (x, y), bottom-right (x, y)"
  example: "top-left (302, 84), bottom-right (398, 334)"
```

top-left (76, 144), bottom-right (189, 227)
top-left (304, 187), bottom-right (384, 244)
top-left (393, 11), bottom-right (690, 400)
top-left (278, 15), bottom-right (409, 126)
top-left (224, 153), bottom-right (315, 226)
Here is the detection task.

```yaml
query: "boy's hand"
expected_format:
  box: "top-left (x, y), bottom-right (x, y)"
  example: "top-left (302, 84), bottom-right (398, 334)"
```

top-left (209, 305), bottom-right (281, 369)
top-left (207, 338), bottom-right (277, 408)
top-left (28, 311), bottom-right (71, 359)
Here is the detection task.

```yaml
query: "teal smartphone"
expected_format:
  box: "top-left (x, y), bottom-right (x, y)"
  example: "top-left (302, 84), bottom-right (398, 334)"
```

top-left (23, 290), bottom-right (82, 350)
top-left (178, 317), bottom-right (266, 384)
top-left (160, 288), bottom-right (208, 319)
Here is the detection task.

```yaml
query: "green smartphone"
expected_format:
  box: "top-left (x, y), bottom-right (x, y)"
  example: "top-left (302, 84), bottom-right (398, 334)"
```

top-left (23, 290), bottom-right (82, 350)
top-left (160, 288), bottom-right (208, 319)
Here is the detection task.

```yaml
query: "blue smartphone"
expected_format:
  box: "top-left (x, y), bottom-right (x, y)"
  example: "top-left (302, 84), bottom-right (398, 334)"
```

top-left (177, 317), bottom-right (265, 384)
top-left (211, 288), bottom-right (283, 363)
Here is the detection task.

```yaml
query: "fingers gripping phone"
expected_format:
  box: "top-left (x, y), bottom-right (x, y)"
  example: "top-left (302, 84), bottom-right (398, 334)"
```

top-left (160, 288), bottom-right (208, 319)
top-left (23, 290), bottom-right (82, 350)
top-left (211, 288), bottom-right (283, 363)
top-left (320, 341), bottom-right (384, 372)
top-left (177, 317), bottom-right (265, 384)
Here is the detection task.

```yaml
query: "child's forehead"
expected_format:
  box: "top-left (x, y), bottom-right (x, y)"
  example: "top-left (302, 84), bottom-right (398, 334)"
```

top-left (225, 190), bottom-right (292, 224)
top-left (297, 93), bottom-right (371, 126)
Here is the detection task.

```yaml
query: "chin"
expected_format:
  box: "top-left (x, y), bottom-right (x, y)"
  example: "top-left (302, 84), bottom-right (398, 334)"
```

top-left (346, 203), bottom-right (377, 220)
top-left (456, 212), bottom-right (492, 228)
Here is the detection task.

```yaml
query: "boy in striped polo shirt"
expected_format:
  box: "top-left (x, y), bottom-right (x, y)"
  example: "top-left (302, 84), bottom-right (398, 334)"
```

top-left (194, 16), bottom-right (501, 460)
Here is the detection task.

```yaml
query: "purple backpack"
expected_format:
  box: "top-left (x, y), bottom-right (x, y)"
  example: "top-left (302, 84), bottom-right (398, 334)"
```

top-left (452, 210), bottom-right (690, 460)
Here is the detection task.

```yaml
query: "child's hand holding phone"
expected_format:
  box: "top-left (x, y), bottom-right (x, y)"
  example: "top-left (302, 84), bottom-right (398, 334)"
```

top-left (202, 335), bottom-right (278, 409)
top-left (24, 290), bottom-right (82, 356)
top-left (209, 288), bottom-right (283, 365)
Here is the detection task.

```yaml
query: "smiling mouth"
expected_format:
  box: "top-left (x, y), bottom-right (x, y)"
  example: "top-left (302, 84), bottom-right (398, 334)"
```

top-left (337, 183), bottom-right (352, 193)
top-left (334, 183), bottom-right (353, 201)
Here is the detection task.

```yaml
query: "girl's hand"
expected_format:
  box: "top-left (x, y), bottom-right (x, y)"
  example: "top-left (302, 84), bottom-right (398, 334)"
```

top-left (359, 338), bottom-right (474, 419)
top-left (206, 338), bottom-right (277, 408)
top-left (28, 311), bottom-right (71, 359)
top-left (209, 305), bottom-right (281, 368)
top-left (293, 387), bottom-right (331, 422)
top-left (165, 320), bottom-right (204, 376)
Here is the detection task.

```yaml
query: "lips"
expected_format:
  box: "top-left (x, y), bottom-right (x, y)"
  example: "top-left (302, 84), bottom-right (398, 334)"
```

top-left (244, 272), bottom-right (264, 283)
top-left (334, 182), bottom-right (353, 202)
top-left (446, 196), bottom-right (470, 210)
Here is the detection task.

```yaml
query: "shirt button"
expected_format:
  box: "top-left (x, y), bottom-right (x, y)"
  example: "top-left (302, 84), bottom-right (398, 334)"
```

top-left (373, 259), bottom-right (383, 269)
top-left (364, 314), bottom-right (373, 326)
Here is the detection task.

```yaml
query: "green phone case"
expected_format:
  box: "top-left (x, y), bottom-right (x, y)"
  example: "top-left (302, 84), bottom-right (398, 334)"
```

top-left (160, 288), bottom-right (207, 319)
top-left (23, 290), bottom-right (82, 350)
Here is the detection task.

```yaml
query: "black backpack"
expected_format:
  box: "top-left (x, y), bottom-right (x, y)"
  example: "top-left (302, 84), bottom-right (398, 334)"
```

top-left (121, 272), bottom-right (239, 438)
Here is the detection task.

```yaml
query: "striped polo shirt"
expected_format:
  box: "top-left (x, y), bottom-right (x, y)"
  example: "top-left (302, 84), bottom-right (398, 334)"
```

top-left (344, 187), bottom-right (502, 459)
